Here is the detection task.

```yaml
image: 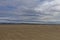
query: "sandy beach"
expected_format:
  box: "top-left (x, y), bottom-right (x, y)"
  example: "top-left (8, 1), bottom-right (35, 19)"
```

top-left (0, 24), bottom-right (60, 40)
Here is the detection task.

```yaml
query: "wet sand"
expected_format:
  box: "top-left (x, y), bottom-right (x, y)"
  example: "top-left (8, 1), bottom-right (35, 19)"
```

top-left (0, 24), bottom-right (60, 40)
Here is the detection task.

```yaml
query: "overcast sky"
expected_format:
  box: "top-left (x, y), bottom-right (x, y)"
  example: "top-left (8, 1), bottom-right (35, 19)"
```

top-left (0, 0), bottom-right (60, 23)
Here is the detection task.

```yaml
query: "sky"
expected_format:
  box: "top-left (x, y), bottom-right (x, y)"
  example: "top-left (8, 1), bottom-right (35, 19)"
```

top-left (0, 0), bottom-right (60, 24)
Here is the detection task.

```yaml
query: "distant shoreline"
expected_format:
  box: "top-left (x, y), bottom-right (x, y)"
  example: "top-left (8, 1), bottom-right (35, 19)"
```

top-left (0, 23), bottom-right (60, 25)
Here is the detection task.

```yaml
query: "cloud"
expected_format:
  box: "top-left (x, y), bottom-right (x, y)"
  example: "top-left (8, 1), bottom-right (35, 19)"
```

top-left (0, 0), bottom-right (40, 23)
top-left (0, 0), bottom-right (60, 23)
top-left (34, 0), bottom-right (60, 22)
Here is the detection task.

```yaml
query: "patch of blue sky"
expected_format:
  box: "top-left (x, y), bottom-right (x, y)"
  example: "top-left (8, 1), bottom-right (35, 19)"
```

top-left (0, 5), bottom-right (16, 11)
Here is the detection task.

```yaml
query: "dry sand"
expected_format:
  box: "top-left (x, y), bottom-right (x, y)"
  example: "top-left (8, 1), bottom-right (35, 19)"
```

top-left (0, 24), bottom-right (60, 40)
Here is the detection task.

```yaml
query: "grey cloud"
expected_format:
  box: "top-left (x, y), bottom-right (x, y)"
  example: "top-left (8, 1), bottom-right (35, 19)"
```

top-left (34, 0), bottom-right (60, 21)
top-left (0, 0), bottom-right (41, 23)
top-left (0, 0), bottom-right (60, 23)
